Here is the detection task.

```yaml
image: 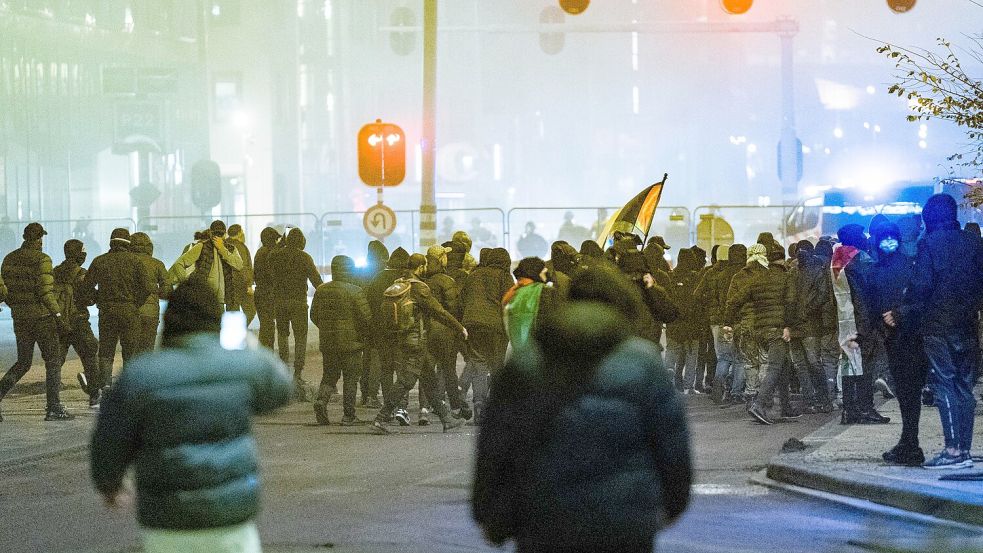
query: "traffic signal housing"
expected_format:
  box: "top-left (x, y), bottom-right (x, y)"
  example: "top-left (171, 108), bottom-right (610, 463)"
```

top-left (358, 120), bottom-right (406, 187)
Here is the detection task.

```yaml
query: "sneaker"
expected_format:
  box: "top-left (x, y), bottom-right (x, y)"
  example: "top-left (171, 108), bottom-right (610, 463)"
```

top-left (442, 416), bottom-right (464, 433)
top-left (874, 378), bottom-right (895, 400)
top-left (341, 415), bottom-right (358, 426)
top-left (44, 404), bottom-right (75, 421)
top-left (883, 445), bottom-right (925, 467)
top-left (88, 388), bottom-right (102, 409)
top-left (394, 408), bottom-right (410, 426)
top-left (858, 410), bottom-right (891, 424)
top-left (371, 420), bottom-right (394, 435)
top-left (418, 407), bottom-right (432, 426)
top-left (748, 404), bottom-right (774, 425)
top-left (313, 402), bottom-right (330, 425)
top-left (923, 451), bottom-right (974, 470)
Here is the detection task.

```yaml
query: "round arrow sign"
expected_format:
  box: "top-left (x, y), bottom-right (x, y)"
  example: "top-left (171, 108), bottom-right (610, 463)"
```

top-left (363, 203), bottom-right (398, 240)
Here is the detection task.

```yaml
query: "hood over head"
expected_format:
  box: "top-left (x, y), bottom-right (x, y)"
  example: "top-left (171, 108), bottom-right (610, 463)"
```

top-left (513, 257), bottom-right (546, 281)
top-left (331, 255), bottom-right (356, 283)
top-left (387, 247), bottom-right (409, 270)
top-left (618, 250), bottom-right (650, 277)
top-left (922, 193), bottom-right (959, 233)
top-left (367, 240), bottom-right (390, 269)
top-left (161, 281), bottom-right (223, 346)
top-left (452, 230), bottom-right (472, 253)
top-left (580, 240), bottom-right (605, 258)
top-left (729, 243), bottom-right (747, 265)
top-left (129, 232), bottom-right (154, 256)
top-left (551, 241), bottom-right (579, 274)
top-left (260, 227), bottom-right (282, 247)
top-left (285, 227), bottom-right (306, 249)
top-left (837, 224), bottom-right (867, 250)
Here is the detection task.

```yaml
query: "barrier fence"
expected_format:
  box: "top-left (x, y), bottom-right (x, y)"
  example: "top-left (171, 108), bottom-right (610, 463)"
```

top-left (0, 206), bottom-right (850, 274)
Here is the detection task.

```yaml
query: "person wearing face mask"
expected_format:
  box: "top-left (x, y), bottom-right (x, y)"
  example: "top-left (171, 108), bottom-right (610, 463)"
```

top-left (53, 239), bottom-right (102, 407)
top-left (870, 222), bottom-right (927, 466)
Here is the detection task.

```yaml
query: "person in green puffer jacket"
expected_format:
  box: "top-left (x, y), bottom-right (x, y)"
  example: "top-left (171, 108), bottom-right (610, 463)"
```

top-left (91, 280), bottom-right (292, 552)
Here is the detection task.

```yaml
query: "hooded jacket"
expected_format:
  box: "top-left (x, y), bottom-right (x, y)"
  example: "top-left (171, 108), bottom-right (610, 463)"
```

top-left (269, 228), bottom-right (322, 304)
top-left (725, 261), bottom-right (789, 333)
top-left (462, 248), bottom-right (514, 330)
top-left (665, 250), bottom-right (702, 341)
top-left (85, 240), bottom-right (155, 311)
top-left (130, 233), bottom-right (171, 318)
top-left (358, 240), bottom-right (390, 288)
top-left (253, 227), bottom-right (282, 306)
top-left (2, 240), bottom-right (61, 319)
top-left (705, 245), bottom-right (745, 327)
top-left (473, 302), bottom-right (691, 550)
top-left (870, 224), bottom-right (918, 339)
top-left (899, 196), bottom-right (983, 337)
top-left (366, 247), bottom-right (409, 330)
top-left (310, 256), bottom-right (371, 353)
top-left (169, 236), bottom-right (244, 305)
top-left (424, 256), bottom-right (463, 326)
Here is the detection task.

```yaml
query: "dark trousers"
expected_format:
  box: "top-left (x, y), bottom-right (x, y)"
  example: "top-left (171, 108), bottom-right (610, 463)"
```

top-left (460, 325), bottom-right (507, 413)
top-left (98, 305), bottom-right (140, 387)
top-left (886, 335), bottom-right (928, 448)
top-left (255, 292), bottom-right (276, 350)
top-left (378, 344), bottom-right (446, 419)
top-left (430, 327), bottom-right (465, 410)
top-left (137, 315), bottom-right (159, 354)
top-left (318, 348), bottom-right (362, 419)
top-left (0, 316), bottom-right (62, 408)
top-left (359, 345), bottom-right (382, 402)
top-left (275, 300), bottom-right (309, 376)
top-left (60, 317), bottom-right (99, 391)
top-left (754, 328), bottom-right (791, 410)
top-left (376, 334), bottom-right (400, 407)
top-left (788, 337), bottom-right (830, 403)
top-left (923, 334), bottom-right (978, 452)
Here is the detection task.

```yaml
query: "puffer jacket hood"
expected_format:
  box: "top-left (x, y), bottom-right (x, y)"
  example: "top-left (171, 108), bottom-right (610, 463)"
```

top-left (729, 243), bottom-right (748, 265)
top-left (580, 240), bottom-right (604, 258)
top-left (551, 242), bottom-right (579, 274)
top-left (367, 240), bottom-right (389, 270)
top-left (387, 247), bottom-right (409, 270)
top-left (285, 228), bottom-right (306, 250)
top-left (129, 232), bottom-right (154, 256)
top-left (490, 248), bottom-right (512, 271)
top-left (260, 227), bottom-right (281, 247)
top-left (331, 255), bottom-right (356, 284)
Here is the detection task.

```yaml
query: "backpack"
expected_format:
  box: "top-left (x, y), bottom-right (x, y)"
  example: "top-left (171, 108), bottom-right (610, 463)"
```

top-left (53, 265), bottom-right (80, 319)
top-left (381, 278), bottom-right (421, 332)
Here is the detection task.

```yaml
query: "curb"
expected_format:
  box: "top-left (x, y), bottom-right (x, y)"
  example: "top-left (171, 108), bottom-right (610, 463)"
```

top-left (0, 443), bottom-right (90, 471)
top-left (766, 459), bottom-right (983, 527)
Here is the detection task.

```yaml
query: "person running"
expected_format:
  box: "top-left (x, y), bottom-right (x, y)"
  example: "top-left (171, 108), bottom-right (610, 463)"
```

top-left (53, 239), bottom-right (101, 407)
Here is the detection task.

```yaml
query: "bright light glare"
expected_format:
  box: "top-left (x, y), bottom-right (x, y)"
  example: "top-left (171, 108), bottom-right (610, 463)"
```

top-left (833, 127), bottom-right (844, 139)
top-left (232, 110), bottom-right (252, 129)
top-left (919, 140), bottom-right (927, 149)
top-left (367, 133), bottom-right (382, 147)
top-left (386, 133), bottom-right (401, 146)
top-left (866, 85), bottom-right (876, 95)
top-left (354, 256), bottom-right (368, 268)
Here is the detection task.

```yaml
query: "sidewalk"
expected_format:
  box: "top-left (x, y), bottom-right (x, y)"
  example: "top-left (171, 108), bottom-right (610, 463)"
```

top-left (767, 386), bottom-right (983, 527)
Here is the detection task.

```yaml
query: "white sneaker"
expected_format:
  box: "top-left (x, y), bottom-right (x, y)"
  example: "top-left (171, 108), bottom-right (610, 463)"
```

top-left (395, 408), bottom-right (410, 426)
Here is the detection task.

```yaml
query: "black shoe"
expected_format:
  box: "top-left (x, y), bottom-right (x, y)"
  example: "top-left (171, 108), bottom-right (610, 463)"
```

top-left (418, 408), bottom-right (432, 426)
top-left (456, 405), bottom-right (473, 421)
top-left (44, 404), bottom-right (75, 421)
top-left (858, 410), bottom-right (891, 424)
top-left (921, 387), bottom-right (935, 407)
top-left (748, 404), bottom-right (774, 425)
top-left (314, 402), bottom-right (330, 425)
top-left (883, 444), bottom-right (925, 466)
top-left (840, 410), bottom-right (861, 425)
top-left (341, 415), bottom-right (358, 426)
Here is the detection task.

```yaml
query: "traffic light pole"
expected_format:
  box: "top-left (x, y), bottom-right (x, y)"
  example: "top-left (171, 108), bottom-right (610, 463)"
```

top-left (419, 0), bottom-right (438, 249)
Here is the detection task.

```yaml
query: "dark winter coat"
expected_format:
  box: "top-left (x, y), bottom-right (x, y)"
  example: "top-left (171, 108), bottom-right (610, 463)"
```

top-left (784, 251), bottom-right (827, 338)
top-left (365, 248), bottom-right (410, 328)
top-left (269, 229), bottom-right (322, 304)
top-left (130, 234), bottom-right (171, 318)
top-left (310, 257), bottom-right (372, 353)
top-left (801, 253), bottom-right (839, 336)
top-left (473, 303), bottom-right (691, 552)
top-left (252, 228), bottom-right (281, 307)
top-left (1, 241), bottom-right (61, 319)
top-left (725, 263), bottom-right (789, 332)
top-left (665, 265), bottom-right (701, 341)
top-left (694, 262), bottom-right (727, 326)
top-left (871, 250), bottom-right (918, 338)
top-left (707, 259), bottom-right (743, 327)
top-left (229, 239), bottom-right (254, 296)
top-left (462, 249), bottom-right (514, 331)
top-left (83, 243), bottom-right (154, 310)
top-left (400, 275), bottom-right (466, 349)
top-left (53, 260), bottom-right (92, 322)
top-left (424, 265), bottom-right (463, 326)
top-left (90, 334), bottom-right (292, 531)
top-left (899, 221), bottom-right (983, 338)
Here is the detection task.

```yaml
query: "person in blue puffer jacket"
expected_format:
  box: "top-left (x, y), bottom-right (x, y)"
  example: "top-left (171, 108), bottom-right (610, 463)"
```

top-left (90, 280), bottom-right (292, 553)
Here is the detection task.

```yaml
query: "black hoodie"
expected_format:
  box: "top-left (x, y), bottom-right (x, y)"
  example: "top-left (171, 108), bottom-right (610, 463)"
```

top-left (462, 248), bottom-right (515, 330)
top-left (269, 228), bottom-right (322, 304)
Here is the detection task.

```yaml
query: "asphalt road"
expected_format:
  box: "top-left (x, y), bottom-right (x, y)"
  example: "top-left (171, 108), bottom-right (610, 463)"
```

top-left (1, 388), bottom-right (979, 553)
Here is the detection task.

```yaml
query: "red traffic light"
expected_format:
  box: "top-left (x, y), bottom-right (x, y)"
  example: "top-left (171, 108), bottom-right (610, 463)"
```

top-left (358, 120), bottom-right (406, 187)
top-left (559, 0), bottom-right (589, 16)
top-left (720, 0), bottom-right (753, 15)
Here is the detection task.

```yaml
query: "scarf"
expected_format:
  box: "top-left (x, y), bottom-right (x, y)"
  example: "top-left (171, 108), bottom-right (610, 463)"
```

top-left (502, 277), bottom-right (535, 306)
top-left (831, 245), bottom-right (859, 279)
top-left (746, 244), bottom-right (769, 268)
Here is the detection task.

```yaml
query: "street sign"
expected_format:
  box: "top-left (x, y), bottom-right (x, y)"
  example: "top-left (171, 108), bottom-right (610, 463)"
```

top-left (358, 120), bottom-right (406, 187)
top-left (887, 0), bottom-right (917, 13)
top-left (363, 203), bottom-right (398, 239)
top-left (113, 102), bottom-right (164, 154)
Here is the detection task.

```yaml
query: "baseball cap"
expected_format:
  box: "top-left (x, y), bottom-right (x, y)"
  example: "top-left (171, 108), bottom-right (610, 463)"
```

top-left (23, 222), bottom-right (47, 241)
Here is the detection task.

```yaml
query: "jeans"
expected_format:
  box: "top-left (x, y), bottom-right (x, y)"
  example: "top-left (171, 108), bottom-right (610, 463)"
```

top-left (788, 337), bottom-right (831, 403)
top-left (803, 333), bottom-right (840, 400)
top-left (430, 327), bottom-right (465, 410)
top-left (923, 334), bottom-right (978, 452)
top-left (754, 328), bottom-right (791, 410)
top-left (0, 316), bottom-right (62, 408)
top-left (318, 348), bottom-right (362, 419)
top-left (711, 325), bottom-right (745, 397)
top-left (461, 325), bottom-right (507, 414)
top-left (666, 338), bottom-right (699, 391)
top-left (275, 300), bottom-right (309, 376)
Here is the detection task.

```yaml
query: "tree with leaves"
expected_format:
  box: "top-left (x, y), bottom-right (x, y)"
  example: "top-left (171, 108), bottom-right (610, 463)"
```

top-left (877, 25), bottom-right (983, 181)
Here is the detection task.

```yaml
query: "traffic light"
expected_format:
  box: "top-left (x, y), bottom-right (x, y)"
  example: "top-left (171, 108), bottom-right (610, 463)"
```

top-left (720, 0), bottom-right (753, 15)
top-left (539, 6), bottom-right (565, 55)
top-left (190, 159), bottom-right (222, 210)
top-left (559, 0), bottom-right (589, 15)
top-left (390, 7), bottom-right (416, 56)
top-left (358, 120), bottom-right (406, 187)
